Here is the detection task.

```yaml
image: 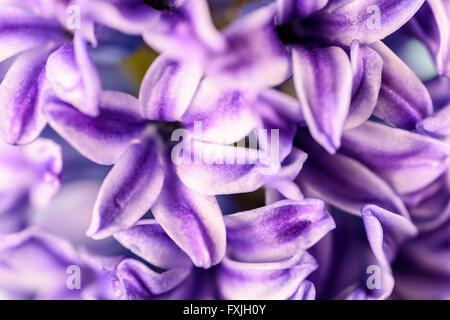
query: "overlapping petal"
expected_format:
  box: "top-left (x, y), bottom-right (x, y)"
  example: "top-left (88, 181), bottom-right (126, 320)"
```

top-left (292, 45), bottom-right (352, 153)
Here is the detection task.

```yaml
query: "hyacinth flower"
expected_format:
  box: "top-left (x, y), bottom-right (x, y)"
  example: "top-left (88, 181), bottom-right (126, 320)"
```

top-left (270, 0), bottom-right (433, 153)
top-left (0, 138), bottom-right (62, 234)
top-left (42, 87), bottom-right (307, 269)
top-left (0, 226), bottom-right (117, 299)
top-left (110, 199), bottom-right (335, 300)
top-left (0, 0), bottom-right (101, 145)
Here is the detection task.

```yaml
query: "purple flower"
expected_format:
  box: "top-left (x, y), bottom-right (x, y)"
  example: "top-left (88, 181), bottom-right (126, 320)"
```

top-left (111, 199), bottom-right (335, 300)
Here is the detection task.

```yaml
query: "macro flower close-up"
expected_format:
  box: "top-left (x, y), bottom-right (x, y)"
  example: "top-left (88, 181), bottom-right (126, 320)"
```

top-left (0, 0), bottom-right (449, 305)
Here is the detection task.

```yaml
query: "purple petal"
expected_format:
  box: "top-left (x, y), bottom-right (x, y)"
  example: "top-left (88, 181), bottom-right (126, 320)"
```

top-left (417, 103), bottom-right (450, 138)
top-left (87, 135), bottom-right (165, 239)
top-left (370, 41), bottom-right (433, 129)
top-left (425, 76), bottom-right (450, 110)
top-left (295, 129), bottom-right (410, 217)
top-left (276, 0), bottom-right (329, 24)
top-left (182, 79), bottom-right (258, 144)
top-left (225, 199), bottom-right (335, 263)
top-left (292, 45), bottom-right (353, 153)
top-left (143, 0), bottom-right (226, 61)
top-left (345, 41), bottom-right (383, 129)
top-left (115, 258), bottom-right (191, 300)
top-left (151, 163), bottom-right (226, 269)
top-left (114, 220), bottom-right (191, 269)
top-left (0, 6), bottom-right (66, 62)
top-left (304, 0), bottom-right (425, 46)
top-left (0, 47), bottom-right (53, 145)
top-left (46, 32), bottom-right (101, 116)
top-left (407, 0), bottom-right (450, 77)
top-left (217, 251), bottom-right (317, 300)
top-left (139, 55), bottom-right (203, 121)
top-left (206, 3), bottom-right (291, 89)
top-left (45, 91), bottom-right (148, 165)
top-left (174, 139), bottom-right (280, 195)
top-left (289, 280), bottom-right (316, 300)
top-left (341, 121), bottom-right (450, 194)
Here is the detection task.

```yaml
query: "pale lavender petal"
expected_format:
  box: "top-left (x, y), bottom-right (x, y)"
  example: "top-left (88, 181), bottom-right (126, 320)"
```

top-left (292, 45), bottom-right (352, 153)
top-left (217, 251), bottom-right (317, 300)
top-left (182, 78), bottom-right (258, 144)
top-left (0, 47), bottom-right (55, 145)
top-left (152, 163), bottom-right (226, 268)
top-left (139, 55), bottom-right (202, 121)
top-left (46, 32), bottom-right (101, 116)
top-left (174, 140), bottom-right (280, 195)
top-left (87, 135), bottom-right (165, 239)
top-left (45, 91), bottom-right (148, 165)
top-left (345, 41), bottom-right (383, 129)
top-left (225, 199), bottom-right (335, 263)
top-left (303, 0), bottom-right (425, 45)
top-left (341, 121), bottom-right (450, 194)
top-left (114, 220), bottom-right (191, 269)
top-left (206, 3), bottom-right (291, 89)
top-left (0, 6), bottom-right (66, 62)
top-left (371, 41), bottom-right (433, 129)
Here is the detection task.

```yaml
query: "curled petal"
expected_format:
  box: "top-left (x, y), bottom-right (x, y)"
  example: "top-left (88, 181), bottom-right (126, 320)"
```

top-left (417, 103), bottom-right (450, 139)
top-left (45, 91), bottom-right (148, 165)
top-left (345, 41), bottom-right (383, 129)
top-left (276, 0), bottom-right (329, 24)
top-left (46, 32), bottom-right (101, 116)
top-left (206, 3), bottom-right (291, 89)
top-left (114, 220), bottom-right (191, 270)
top-left (425, 76), bottom-right (450, 110)
top-left (292, 45), bottom-right (352, 153)
top-left (303, 0), bottom-right (425, 46)
top-left (217, 251), bottom-right (318, 300)
top-left (0, 47), bottom-right (53, 145)
top-left (152, 163), bottom-right (226, 269)
top-left (225, 199), bottom-right (335, 263)
top-left (289, 280), bottom-right (316, 300)
top-left (115, 258), bottom-right (192, 300)
top-left (139, 55), bottom-right (202, 121)
top-left (371, 41), bottom-right (433, 129)
top-left (341, 121), bottom-right (450, 194)
top-left (87, 135), bottom-right (165, 239)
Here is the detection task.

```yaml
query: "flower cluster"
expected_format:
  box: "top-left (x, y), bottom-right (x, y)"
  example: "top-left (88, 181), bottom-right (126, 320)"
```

top-left (0, 0), bottom-right (449, 300)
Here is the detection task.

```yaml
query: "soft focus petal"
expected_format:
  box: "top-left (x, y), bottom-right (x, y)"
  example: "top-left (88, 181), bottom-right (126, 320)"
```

top-left (0, 6), bottom-right (65, 62)
top-left (276, 0), bottom-right (329, 24)
top-left (292, 45), bottom-right (352, 153)
top-left (45, 91), bottom-right (148, 165)
top-left (87, 134), bottom-right (165, 239)
top-left (417, 103), bottom-right (450, 139)
top-left (225, 199), bottom-right (335, 263)
top-left (206, 3), bottom-right (291, 89)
